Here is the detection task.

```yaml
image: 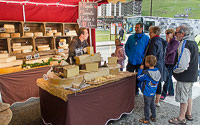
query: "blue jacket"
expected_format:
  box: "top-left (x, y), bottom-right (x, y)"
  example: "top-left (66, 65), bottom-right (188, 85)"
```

top-left (125, 33), bottom-right (149, 65)
top-left (137, 68), bottom-right (161, 96)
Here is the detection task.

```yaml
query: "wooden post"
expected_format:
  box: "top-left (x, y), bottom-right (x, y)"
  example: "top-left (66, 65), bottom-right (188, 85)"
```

top-left (89, 28), bottom-right (92, 46)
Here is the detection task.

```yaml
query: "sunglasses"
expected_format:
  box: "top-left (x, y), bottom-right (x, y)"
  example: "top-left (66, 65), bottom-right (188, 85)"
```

top-left (175, 32), bottom-right (182, 35)
top-left (166, 32), bottom-right (172, 34)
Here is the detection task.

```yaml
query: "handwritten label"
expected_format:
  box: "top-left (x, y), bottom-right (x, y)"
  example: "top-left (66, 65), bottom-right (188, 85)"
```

top-left (34, 53), bottom-right (40, 59)
top-left (26, 55), bottom-right (32, 60)
top-left (46, 27), bottom-right (51, 32)
top-left (24, 27), bottom-right (30, 32)
top-left (58, 48), bottom-right (64, 53)
top-left (78, 2), bottom-right (97, 28)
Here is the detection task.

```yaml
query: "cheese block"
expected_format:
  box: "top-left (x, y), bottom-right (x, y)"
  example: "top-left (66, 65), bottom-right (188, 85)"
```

top-left (55, 32), bottom-right (61, 36)
top-left (4, 24), bottom-right (15, 29)
top-left (108, 57), bottom-right (118, 64)
top-left (85, 62), bottom-right (98, 72)
top-left (24, 32), bottom-right (34, 37)
top-left (0, 65), bottom-right (22, 74)
top-left (80, 67), bottom-right (109, 81)
top-left (0, 51), bottom-right (7, 54)
top-left (38, 47), bottom-right (50, 51)
top-left (25, 56), bottom-right (50, 64)
top-left (48, 72), bottom-right (83, 88)
top-left (46, 32), bottom-right (53, 36)
top-left (13, 49), bottom-right (21, 54)
top-left (50, 61), bottom-right (59, 66)
top-left (34, 32), bottom-right (43, 37)
top-left (107, 64), bottom-right (120, 75)
top-left (22, 49), bottom-right (32, 53)
top-left (5, 28), bottom-right (15, 33)
top-left (0, 53), bottom-right (9, 58)
top-left (13, 43), bottom-right (21, 46)
top-left (63, 65), bottom-right (79, 78)
top-left (21, 45), bottom-right (33, 50)
top-left (37, 45), bottom-right (49, 49)
top-left (86, 47), bottom-right (94, 55)
top-left (91, 53), bottom-right (101, 62)
top-left (51, 30), bottom-right (57, 33)
top-left (60, 39), bottom-right (66, 42)
top-left (0, 33), bottom-right (10, 38)
top-left (12, 45), bottom-right (21, 49)
top-left (11, 33), bottom-right (20, 38)
top-left (0, 60), bottom-right (23, 68)
top-left (74, 54), bottom-right (92, 64)
top-left (0, 56), bottom-right (16, 63)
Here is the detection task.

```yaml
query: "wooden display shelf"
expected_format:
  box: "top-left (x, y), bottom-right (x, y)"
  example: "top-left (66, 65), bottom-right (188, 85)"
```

top-left (62, 23), bottom-right (78, 35)
top-left (0, 38), bottom-right (9, 53)
top-left (55, 36), bottom-right (71, 49)
top-left (45, 23), bottom-right (63, 36)
top-left (22, 22), bottom-right (45, 37)
top-left (0, 21), bottom-right (23, 35)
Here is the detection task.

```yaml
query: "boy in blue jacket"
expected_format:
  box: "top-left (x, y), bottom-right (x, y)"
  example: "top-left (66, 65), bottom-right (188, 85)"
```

top-left (137, 55), bottom-right (161, 124)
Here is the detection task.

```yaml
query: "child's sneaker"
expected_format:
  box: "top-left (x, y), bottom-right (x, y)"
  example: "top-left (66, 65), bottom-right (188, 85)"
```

top-left (160, 96), bottom-right (165, 100)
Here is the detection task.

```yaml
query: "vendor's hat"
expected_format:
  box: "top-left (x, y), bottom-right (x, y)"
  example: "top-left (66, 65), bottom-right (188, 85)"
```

top-left (0, 103), bottom-right (12, 125)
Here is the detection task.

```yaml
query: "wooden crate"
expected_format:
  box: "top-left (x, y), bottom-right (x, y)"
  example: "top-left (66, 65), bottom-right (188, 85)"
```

top-left (45, 23), bottom-right (62, 36)
top-left (55, 36), bottom-right (71, 49)
top-left (22, 22), bottom-right (45, 37)
top-left (63, 23), bottom-right (79, 36)
top-left (0, 21), bottom-right (23, 35)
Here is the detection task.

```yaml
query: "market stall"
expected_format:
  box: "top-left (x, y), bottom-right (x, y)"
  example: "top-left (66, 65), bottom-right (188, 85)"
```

top-left (37, 72), bottom-right (136, 125)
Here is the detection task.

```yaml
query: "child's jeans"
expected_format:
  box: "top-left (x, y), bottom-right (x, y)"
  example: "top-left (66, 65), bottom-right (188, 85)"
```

top-left (143, 95), bottom-right (156, 120)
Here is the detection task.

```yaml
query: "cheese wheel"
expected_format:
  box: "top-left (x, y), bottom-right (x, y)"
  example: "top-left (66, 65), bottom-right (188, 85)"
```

top-left (0, 33), bottom-right (10, 38)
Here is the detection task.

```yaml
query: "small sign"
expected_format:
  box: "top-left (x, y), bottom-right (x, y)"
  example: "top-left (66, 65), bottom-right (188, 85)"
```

top-left (34, 53), bottom-right (40, 59)
top-left (64, 29), bottom-right (69, 33)
top-left (26, 55), bottom-right (32, 60)
top-left (46, 27), bottom-right (51, 32)
top-left (58, 48), bottom-right (64, 53)
top-left (59, 42), bottom-right (64, 46)
top-left (0, 28), bottom-right (5, 33)
top-left (24, 27), bottom-right (30, 32)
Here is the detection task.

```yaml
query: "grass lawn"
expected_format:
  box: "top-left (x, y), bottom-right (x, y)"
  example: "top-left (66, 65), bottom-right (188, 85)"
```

top-left (96, 30), bottom-right (126, 42)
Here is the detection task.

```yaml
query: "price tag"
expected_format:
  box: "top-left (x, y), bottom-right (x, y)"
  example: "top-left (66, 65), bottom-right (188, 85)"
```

top-left (34, 53), bottom-right (40, 59)
top-left (59, 42), bottom-right (64, 47)
top-left (26, 55), bottom-right (32, 60)
top-left (46, 27), bottom-right (51, 32)
top-left (24, 27), bottom-right (30, 32)
top-left (64, 29), bottom-right (69, 33)
top-left (58, 48), bottom-right (64, 53)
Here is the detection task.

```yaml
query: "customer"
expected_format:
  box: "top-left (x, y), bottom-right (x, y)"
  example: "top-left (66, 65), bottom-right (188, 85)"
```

top-left (112, 38), bottom-right (125, 71)
top-left (68, 28), bottom-right (89, 64)
top-left (146, 26), bottom-right (168, 107)
top-left (169, 26), bottom-right (198, 124)
top-left (119, 28), bottom-right (124, 41)
top-left (125, 23), bottom-right (150, 95)
top-left (137, 55), bottom-right (161, 124)
top-left (160, 29), bottom-right (179, 100)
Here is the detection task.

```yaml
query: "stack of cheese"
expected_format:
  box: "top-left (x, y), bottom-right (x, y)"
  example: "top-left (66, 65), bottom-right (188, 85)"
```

top-left (74, 53), bottom-right (101, 65)
top-left (21, 45), bottom-right (33, 53)
top-left (0, 53), bottom-right (23, 68)
top-left (57, 39), bottom-right (69, 58)
top-left (59, 39), bottom-right (68, 50)
top-left (12, 43), bottom-right (22, 54)
top-left (37, 45), bottom-right (50, 51)
top-left (107, 57), bottom-right (120, 75)
top-left (48, 30), bottom-right (62, 36)
top-left (65, 30), bottom-right (77, 36)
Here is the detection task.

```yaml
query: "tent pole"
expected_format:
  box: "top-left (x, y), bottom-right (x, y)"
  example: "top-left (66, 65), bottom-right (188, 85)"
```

top-left (23, 5), bottom-right (26, 22)
top-left (89, 28), bottom-right (92, 46)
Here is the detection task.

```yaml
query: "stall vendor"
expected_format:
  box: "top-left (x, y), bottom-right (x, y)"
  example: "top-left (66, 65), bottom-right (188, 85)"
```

top-left (68, 28), bottom-right (89, 64)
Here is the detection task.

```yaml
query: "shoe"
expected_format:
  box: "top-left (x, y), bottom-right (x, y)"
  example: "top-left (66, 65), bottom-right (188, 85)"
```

top-left (150, 116), bottom-right (157, 122)
top-left (185, 115), bottom-right (193, 121)
top-left (169, 117), bottom-right (187, 124)
top-left (167, 93), bottom-right (174, 96)
top-left (155, 103), bottom-right (160, 107)
top-left (139, 118), bottom-right (150, 124)
top-left (160, 96), bottom-right (165, 100)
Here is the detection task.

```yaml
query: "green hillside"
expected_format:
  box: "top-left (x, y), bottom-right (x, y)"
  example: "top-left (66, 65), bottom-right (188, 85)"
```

top-left (141, 0), bottom-right (200, 19)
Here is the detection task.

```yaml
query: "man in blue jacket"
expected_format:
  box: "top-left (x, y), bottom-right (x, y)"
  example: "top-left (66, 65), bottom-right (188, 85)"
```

top-left (125, 23), bottom-right (150, 95)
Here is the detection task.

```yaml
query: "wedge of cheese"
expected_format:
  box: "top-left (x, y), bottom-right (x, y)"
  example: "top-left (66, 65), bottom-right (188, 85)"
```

top-left (85, 62), bottom-right (98, 72)
top-left (34, 32), bottom-right (43, 37)
top-left (63, 65), bottom-right (79, 78)
top-left (24, 32), bottom-right (34, 37)
top-left (46, 32), bottom-right (53, 36)
top-left (0, 33), bottom-right (10, 38)
top-left (38, 47), bottom-right (50, 51)
top-left (80, 67), bottom-right (109, 81)
top-left (91, 53), bottom-right (101, 62)
top-left (107, 64), bottom-right (120, 75)
top-left (0, 56), bottom-right (16, 63)
top-left (55, 32), bottom-right (61, 36)
top-left (108, 57), bottom-right (118, 64)
top-left (22, 49), bottom-right (32, 53)
top-left (74, 54), bottom-right (92, 64)
top-left (0, 60), bottom-right (23, 68)
top-left (37, 45), bottom-right (49, 49)
top-left (51, 30), bottom-right (57, 33)
top-left (4, 24), bottom-right (15, 29)
top-left (21, 45), bottom-right (33, 50)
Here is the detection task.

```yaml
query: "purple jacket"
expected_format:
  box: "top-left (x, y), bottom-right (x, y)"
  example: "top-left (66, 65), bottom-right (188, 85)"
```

top-left (115, 44), bottom-right (126, 68)
top-left (165, 37), bottom-right (179, 65)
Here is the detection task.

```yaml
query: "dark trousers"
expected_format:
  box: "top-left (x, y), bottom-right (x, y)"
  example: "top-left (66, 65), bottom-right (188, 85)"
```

top-left (143, 95), bottom-right (156, 120)
top-left (198, 54), bottom-right (200, 77)
top-left (119, 35), bottom-right (123, 41)
top-left (161, 64), bottom-right (174, 97)
top-left (126, 63), bottom-right (141, 94)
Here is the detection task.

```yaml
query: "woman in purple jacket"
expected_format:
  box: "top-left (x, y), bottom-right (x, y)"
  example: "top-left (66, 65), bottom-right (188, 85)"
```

top-left (160, 29), bottom-right (179, 100)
